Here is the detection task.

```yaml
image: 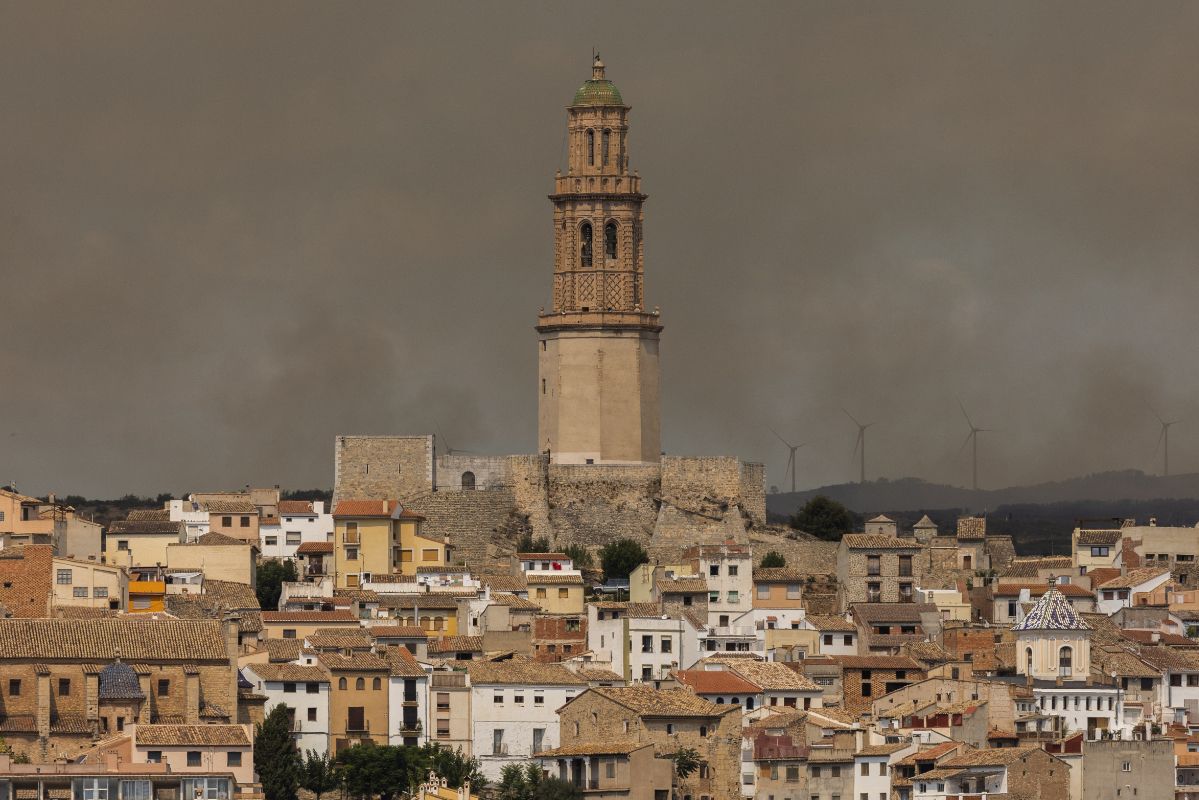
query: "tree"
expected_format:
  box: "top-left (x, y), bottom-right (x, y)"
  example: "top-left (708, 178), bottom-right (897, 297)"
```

top-left (517, 533), bottom-right (552, 553)
top-left (414, 744), bottom-right (486, 792)
top-left (300, 750), bottom-right (339, 800)
top-left (255, 558), bottom-right (299, 610)
top-left (495, 764), bottom-right (578, 800)
top-left (759, 551), bottom-right (786, 568)
top-left (563, 544), bottom-right (593, 569)
top-left (789, 495), bottom-right (859, 541)
top-left (533, 779), bottom-right (581, 800)
top-left (255, 705), bottom-right (301, 800)
top-left (665, 747), bottom-right (703, 779)
top-left (335, 743), bottom-right (415, 800)
top-left (599, 538), bottom-right (649, 580)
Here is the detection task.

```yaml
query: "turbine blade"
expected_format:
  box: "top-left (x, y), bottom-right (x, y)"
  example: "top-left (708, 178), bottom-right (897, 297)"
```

top-left (957, 431), bottom-right (973, 457)
top-left (842, 408), bottom-right (862, 428)
top-left (957, 397), bottom-right (975, 431)
top-left (769, 427), bottom-right (792, 448)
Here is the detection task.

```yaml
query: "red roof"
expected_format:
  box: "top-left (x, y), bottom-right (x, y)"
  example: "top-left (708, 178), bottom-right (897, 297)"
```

top-left (295, 542), bottom-right (334, 554)
top-left (278, 501), bottom-right (315, 515)
top-left (262, 611), bottom-right (358, 623)
top-left (367, 625), bottom-right (428, 639)
top-left (1087, 567), bottom-right (1122, 586)
top-left (673, 669), bottom-right (761, 695)
top-left (332, 499), bottom-right (424, 519)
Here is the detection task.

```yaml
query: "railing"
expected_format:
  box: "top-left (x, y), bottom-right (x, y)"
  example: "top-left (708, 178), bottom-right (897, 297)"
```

top-left (492, 744), bottom-right (509, 756)
top-left (711, 626), bottom-right (756, 637)
top-left (346, 720), bottom-right (369, 733)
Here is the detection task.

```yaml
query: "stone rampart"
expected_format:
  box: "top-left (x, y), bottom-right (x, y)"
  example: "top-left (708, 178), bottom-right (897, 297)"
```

top-left (333, 435), bottom-right (434, 505)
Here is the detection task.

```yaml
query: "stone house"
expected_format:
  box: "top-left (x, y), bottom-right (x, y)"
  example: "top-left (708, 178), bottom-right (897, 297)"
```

top-left (555, 686), bottom-right (741, 800)
top-left (850, 602), bottom-right (940, 654)
top-left (911, 745), bottom-right (1069, 799)
top-left (699, 656), bottom-right (823, 711)
top-left (0, 618), bottom-right (239, 762)
top-left (204, 499), bottom-right (259, 545)
top-left (1081, 738), bottom-right (1174, 800)
top-left (805, 749), bottom-right (855, 799)
top-left (534, 741), bottom-right (674, 800)
top-left (815, 655), bottom-right (926, 716)
top-left (653, 576), bottom-right (710, 619)
top-left (165, 533), bottom-right (258, 587)
top-left (835, 534), bottom-right (923, 608)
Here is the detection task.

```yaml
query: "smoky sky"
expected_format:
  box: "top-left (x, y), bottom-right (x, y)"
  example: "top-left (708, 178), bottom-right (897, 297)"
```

top-left (3, 2), bottom-right (1199, 498)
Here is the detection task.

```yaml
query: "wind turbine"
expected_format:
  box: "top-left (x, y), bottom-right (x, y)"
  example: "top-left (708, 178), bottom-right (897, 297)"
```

top-left (843, 409), bottom-right (875, 484)
top-left (957, 399), bottom-right (991, 491)
top-left (1150, 406), bottom-right (1182, 477)
top-left (769, 428), bottom-right (806, 494)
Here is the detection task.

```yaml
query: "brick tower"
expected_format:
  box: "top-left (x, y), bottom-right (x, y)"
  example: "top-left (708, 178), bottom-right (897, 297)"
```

top-left (537, 56), bottom-right (663, 465)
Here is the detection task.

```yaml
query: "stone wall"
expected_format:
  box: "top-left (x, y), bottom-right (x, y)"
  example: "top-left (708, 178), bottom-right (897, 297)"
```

top-left (333, 435), bottom-right (434, 505)
top-left (436, 453), bottom-right (510, 491)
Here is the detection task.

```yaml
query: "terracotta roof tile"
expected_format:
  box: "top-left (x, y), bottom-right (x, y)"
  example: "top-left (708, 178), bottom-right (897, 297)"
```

top-left (381, 645), bottom-right (426, 678)
top-left (126, 509), bottom-right (171, 522)
top-left (1001, 556), bottom-right (1073, 578)
top-left (367, 625), bottom-right (429, 639)
top-left (278, 501), bottom-right (315, 515)
top-left (516, 553), bottom-right (570, 560)
top-left (428, 636), bottom-right (484, 654)
top-left (109, 520), bottom-right (182, 535)
top-left (466, 661), bottom-right (587, 685)
top-left (588, 686), bottom-right (733, 717)
top-left (705, 657), bottom-right (820, 691)
top-left (673, 669), bottom-right (760, 695)
top-left (753, 568), bottom-right (807, 583)
top-left (316, 652), bottom-right (390, 672)
top-left (535, 741), bottom-right (649, 757)
top-left (1097, 567), bottom-right (1171, 589)
top-left (1077, 529), bottom-right (1122, 546)
top-left (841, 534), bottom-right (921, 550)
top-left (295, 542), bottom-right (334, 555)
top-left (0, 618), bottom-right (228, 660)
top-left (246, 663), bottom-right (330, 682)
top-left (262, 610), bottom-right (358, 623)
top-left (526, 573), bottom-right (584, 586)
top-left (993, 582), bottom-right (1094, 598)
top-left (204, 500), bottom-right (257, 514)
top-left (655, 577), bottom-right (708, 593)
top-left (805, 615), bottom-right (857, 632)
top-left (135, 724), bottom-right (250, 746)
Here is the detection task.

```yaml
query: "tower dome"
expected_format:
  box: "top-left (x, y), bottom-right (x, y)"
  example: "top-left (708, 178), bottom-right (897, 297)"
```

top-left (99, 659), bottom-right (145, 700)
top-left (571, 54), bottom-right (625, 107)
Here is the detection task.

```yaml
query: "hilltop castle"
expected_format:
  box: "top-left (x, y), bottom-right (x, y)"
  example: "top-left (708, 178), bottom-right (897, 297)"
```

top-left (334, 58), bottom-right (765, 565)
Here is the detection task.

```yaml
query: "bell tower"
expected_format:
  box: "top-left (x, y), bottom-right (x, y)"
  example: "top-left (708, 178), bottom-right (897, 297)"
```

top-left (537, 56), bottom-right (662, 465)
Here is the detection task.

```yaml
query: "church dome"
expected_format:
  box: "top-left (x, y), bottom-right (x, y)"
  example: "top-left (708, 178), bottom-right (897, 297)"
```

top-left (571, 55), bottom-right (624, 107)
top-left (99, 660), bottom-right (145, 700)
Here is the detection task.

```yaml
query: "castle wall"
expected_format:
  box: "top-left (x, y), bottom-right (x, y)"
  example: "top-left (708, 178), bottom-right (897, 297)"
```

top-left (333, 435), bottom-right (434, 505)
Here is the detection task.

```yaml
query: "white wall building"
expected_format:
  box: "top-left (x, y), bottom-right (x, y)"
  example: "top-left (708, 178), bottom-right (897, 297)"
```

top-left (261, 500), bottom-right (333, 561)
top-left (168, 498), bottom-right (210, 542)
top-left (689, 545), bottom-right (754, 627)
top-left (465, 662), bottom-right (587, 781)
top-left (588, 603), bottom-right (703, 682)
top-left (384, 646), bottom-right (430, 747)
top-left (854, 742), bottom-right (916, 800)
top-left (1095, 567), bottom-right (1172, 615)
top-left (243, 662), bottom-right (331, 755)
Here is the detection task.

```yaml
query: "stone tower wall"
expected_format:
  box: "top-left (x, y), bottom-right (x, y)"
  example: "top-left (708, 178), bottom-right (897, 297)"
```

top-left (333, 435), bottom-right (434, 506)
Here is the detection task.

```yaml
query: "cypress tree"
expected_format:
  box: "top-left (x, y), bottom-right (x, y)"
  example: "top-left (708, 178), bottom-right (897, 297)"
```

top-left (255, 704), bottom-right (300, 800)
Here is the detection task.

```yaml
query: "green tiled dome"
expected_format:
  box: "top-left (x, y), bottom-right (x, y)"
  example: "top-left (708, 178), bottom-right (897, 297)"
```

top-left (572, 79), bottom-right (624, 107)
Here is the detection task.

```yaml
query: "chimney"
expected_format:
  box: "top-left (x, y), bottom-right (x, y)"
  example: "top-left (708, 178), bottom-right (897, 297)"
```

top-left (36, 669), bottom-right (51, 739)
top-left (1150, 517), bottom-right (1158, 527)
top-left (137, 674), bottom-right (152, 723)
top-left (184, 670), bottom-right (200, 724)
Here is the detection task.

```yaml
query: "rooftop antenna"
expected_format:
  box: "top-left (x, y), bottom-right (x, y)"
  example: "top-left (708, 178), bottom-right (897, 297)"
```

top-left (957, 398), bottom-right (992, 491)
top-left (843, 409), bottom-right (875, 484)
top-left (769, 428), bottom-right (807, 494)
top-left (1149, 404), bottom-right (1181, 477)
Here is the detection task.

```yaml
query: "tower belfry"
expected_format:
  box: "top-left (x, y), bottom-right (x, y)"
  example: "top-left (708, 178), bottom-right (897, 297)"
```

top-left (537, 55), bottom-right (662, 465)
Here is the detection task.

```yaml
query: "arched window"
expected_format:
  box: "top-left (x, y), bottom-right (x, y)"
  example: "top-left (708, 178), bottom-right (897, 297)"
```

top-left (338, 677), bottom-right (347, 690)
top-left (461, 471), bottom-right (475, 491)
top-left (1026, 648), bottom-right (1033, 672)
top-left (579, 223), bottom-right (593, 268)
top-left (355, 677), bottom-right (365, 690)
top-left (604, 222), bottom-right (617, 260)
top-left (601, 130), bottom-right (611, 166)
top-left (746, 697), bottom-right (755, 710)
top-left (372, 677), bottom-right (381, 690)
top-left (715, 697), bottom-right (724, 704)
top-left (586, 130), bottom-right (595, 166)
top-left (1059, 646), bottom-right (1072, 676)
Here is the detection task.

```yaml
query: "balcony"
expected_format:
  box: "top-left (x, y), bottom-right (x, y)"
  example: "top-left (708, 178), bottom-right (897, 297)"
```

top-left (492, 743), bottom-right (509, 756)
top-left (345, 720), bottom-right (369, 734)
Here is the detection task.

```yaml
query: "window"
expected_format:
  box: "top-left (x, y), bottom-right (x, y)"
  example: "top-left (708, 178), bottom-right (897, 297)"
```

top-left (282, 629), bottom-right (297, 639)
top-left (355, 677), bottom-right (365, 690)
top-left (1059, 646), bottom-right (1073, 676)
top-left (898, 555), bottom-right (912, 576)
top-left (728, 591), bottom-right (740, 603)
top-left (240, 516), bottom-right (250, 527)
top-left (345, 547), bottom-right (358, 561)
top-left (665, 723), bottom-right (674, 734)
top-left (338, 677), bottom-right (347, 690)
top-left (866, 582), bottom-right (881, 601)
top-left (533, 727), bottom-right (545, 754)
top-left (1026, 647), bottom-right (1034, 672)
top-left (786, 583), bottom-right (802, 600)
top-left (187, 751), bottom-right (202, 767)
top-left (709, 591), bottom-right (719, 603)
top-left (57, 569), bottom-right (73, 585)
top-left (422, 548), bottom-right (439, 562)
top-left (757, 585), bottom-right (770, 600)
top-left (117, 540), bottom-right (129, 551)
top-left (1008, 600), bottom-right (1018, 617)
top-left (843, 634), bottom-right (853, 645)
top-left (601, 129), bottom-right (611, 166)
top-left (683, 595), bottom-right (693, 606)
top-left (823, 634), bottom-right (833, 646)
top-left (121, 781), bottom-right (151, 800)
top-left (283, 682), bottom-right (296, 693)
top-left (73, 586), bottom-right (88, 597)
top-left (436, 719), bottom-right (450, 738)
top-left (866, 555), bottom-right (881, 576)
top-left (898, 583), bottom-right (913, 602)
top-left (265, 536), bottom-right (278, 547)
top-left (222, 516), bottom-right (232, 527)
top-left (94, 586), bottom-right (108, 598)
top-left (493, 691), bottom-right (504, 705)
top-left (1122, 761), bottom-right (1132, 772)
top-left (642, 635), bottom-right (654, 653)
top-left (661, 637), bottom-right (672, 653)
top-left (158, 679), bottom-right (170, 696)
top-left (227, 752), bottom-right (242, 767)
top-left (80, 779), bottom-right (111, 800)
top-left (861, 763), bottom-right (869, 776)
top-left (536, 588), bottom-right (547, 599)
top-left (1092, 546), bottom-right (1110, 557)
top-left (131, 599), bottom-right (150, 610)
top-left (7, 679), bottom-right (19, 696)
top-left (558, 587), bottom-right (569, 599)
top-left (586, 130), bottom-right (595, 166)
top-left (710, 564), bottom-right (720, 577)
top-left (372, 677), bottom-right (381, 690)
top-left (181, 779), bottom-right (229, 800)
top-left (492, 728), bottom-right (505, 755)
top-left (307, 707), bottom-right (317, 722)
top-left (344, 522), bottom-right (359, 543)
top-left (580, 222), bottom-right (593, 267)
top-left (58, 678), bottom-right (71, 695)
top-left (604, 221), bottom-right (618, 259)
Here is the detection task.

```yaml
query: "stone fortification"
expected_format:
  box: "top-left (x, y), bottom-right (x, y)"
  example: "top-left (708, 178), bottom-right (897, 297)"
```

top-left (332, 436), bottom-right (767, 567)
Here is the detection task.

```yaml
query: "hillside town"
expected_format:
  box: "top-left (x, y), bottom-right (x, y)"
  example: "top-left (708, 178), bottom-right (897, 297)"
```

top-left (4, 48), bottom-right (1196, 800)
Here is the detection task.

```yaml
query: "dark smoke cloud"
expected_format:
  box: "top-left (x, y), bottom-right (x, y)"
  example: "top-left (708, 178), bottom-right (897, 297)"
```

top-left (2, 2), bottom-right (1198, 496)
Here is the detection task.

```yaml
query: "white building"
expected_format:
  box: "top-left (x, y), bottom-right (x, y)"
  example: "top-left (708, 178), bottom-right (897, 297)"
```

top-left (800, 615), bottom-right (859, 656)
top-left (700, 656), bottom-right (823, 710)
top-left (383, 645), bottom-right (430, 747)
top-left (243, 662), bottom-right (331, 755)
top-left (854, 742), bottom-right (916, 800)
top-left (168, 498), bottom-right (210, 542)
top-left (1095, 567), bottom-right (1172, 615)
top-left (465, 661), bottom-right (587, 781)
top-left (588, 602), bottom-right (704, 683)
top-left (261, 500), bottom-right (333, 561)
top-left (686, 544), bottom-right (754, 627)
top-left (515, 552), bottom-right (574, 572)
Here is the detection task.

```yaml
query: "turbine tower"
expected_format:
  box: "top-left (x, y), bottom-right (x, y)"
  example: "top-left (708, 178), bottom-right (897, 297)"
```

top-left (1151, 406), bottom-right (1182, 477)
top-left (958, 399), bottom-right (991, 491)
top-left (769, 428), bottom-right (806, 494)
top-left (843, 409), bottom-right (874, 484)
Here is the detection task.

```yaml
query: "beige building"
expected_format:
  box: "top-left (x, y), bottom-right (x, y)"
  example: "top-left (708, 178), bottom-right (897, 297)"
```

top-left (261, 610), bottom-right (361, 640)
top-left (429, 669), bottom-right (472, 755)
top-left (1073, 526), bottom-right (1122, 573)
top-left (165, 532), bottom-right (258, 587)
top-left (526, 573), bottom-right (585, 614)
top-left (104, 518), bottom-right (184, 569)
top-left (536, 56), bottom-right (662, 465)
top-left (319, 651), bottom-right (391, 751)
top-left (204, 499), bottom-right (260, 544)
top-left (835, 534), bottom-right (924, 608)
top-left (50, 556), bottom-right (127, 611)
top-left (536, 741), bottom-right (673, 800)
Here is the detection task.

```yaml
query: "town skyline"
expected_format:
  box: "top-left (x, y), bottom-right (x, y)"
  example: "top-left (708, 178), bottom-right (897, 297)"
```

top-left (4, 3), bottom-right (1199, 497)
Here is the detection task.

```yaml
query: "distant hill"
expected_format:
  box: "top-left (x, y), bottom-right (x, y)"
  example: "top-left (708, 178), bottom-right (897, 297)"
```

top-left (767, 470), bottom-right (1199, 557)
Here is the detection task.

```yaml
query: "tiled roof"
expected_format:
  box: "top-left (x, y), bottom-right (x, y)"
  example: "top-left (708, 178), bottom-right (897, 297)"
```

top-left (516, 553), bottom-right (570, 560)
top-left (0, 545), bottom-right (52, 617)
top-left (262, 610), bottom-right (358, 623)
top-left (381, 645), bottom-right (426, 678)
top-left (99, 661), bottom-right (145, 700)
top-left (822, 655), bottom-right (924, 670)
top-left (807, 749), bottom-right (855, 762)
top-left (135, 724), bottom-right (250, 746)
top-left (1001, 556), bottom-right (1073, 578)
top-left (573, 668), bottom-right (624, 683)
top-left (1011, 588), bottom-right (1090, 631)
top-left (295, 542), bottom-right (334, 554)
top-left (202, 579), bottom-right (261, 609)
top-left (367, 625), bottom-right (429, 639)
top-left (852, 603), bottom-right (938, 622)
top-left (316, 652), bottom-right (390, 672)
top-left (1136, 645), bottom-right (1199, 673)
top-left (673, 669), bottom-right (760, 695)
top-left (109, 519), bottom-right (182, 535)
top-left (993, 582), bottom-right (1094, 598)
top-left (857, 742), bottom-right (911, 756)
top-left (753, 568), bottom-right (807, 583)
top-left (466, 661), bottom-right (587, 686)
top-left (941, 745), bottom-right (1043, 767)
top-left (0, 618), bottom-right (229, 660)
top-left (535, 741), bottom-right (649, 757)
top-left (493, 593), bottom-right (540, 611)
top-left (805, 615), bottom-right (857, 632)
top-left (655, 577), bottom-right (708, 593)
top-left (247, 663), bottom-right (330, 683)
top-left (526, 573), bottom-right (584, 586)
top-left (1097, 567), bottom-right (1170, 589)
top-left (1092, 647), bottom-right (1160, 678)
top-left (379, 595), bottom-right (461, 610)
top-left (841, 534), bottom-right (920, 550)
top-left (1086, 568), bottom-right (1122, 587)
top-left (1120, 630), bottom-right (1194, 647)
top-left (127, 509), bottom-right (171, 521)
top-left (709, 658), bottom-right (820, 691)
top-left (428, 636), bottom-right (484, 653)
top-left (333, 499), bottom-right (424, 519)
top-left (278, 501), bottom-right (315, 515)
top-left (205, 500), bottom-right (257, 514)
top-left (306, 628), bottom-right (373, 650)
top-left (1077, 529), bottom-right (1122, 546)
top-left (956, 517), bottom-right (986, 540)
top-left (588, 686), bottom-right (731, 717)
top-left (195, 532), bottom-right (247, 546)
top-left (894, 741), bottom-right (968, 766)
top-left (260, 638), bottom-right (307, 662)
top-left (416, 565), bottom-right (468, 574)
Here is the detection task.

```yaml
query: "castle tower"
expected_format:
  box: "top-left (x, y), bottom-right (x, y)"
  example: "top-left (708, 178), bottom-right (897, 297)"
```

top-left (537, 56), bottom-right (663, 465)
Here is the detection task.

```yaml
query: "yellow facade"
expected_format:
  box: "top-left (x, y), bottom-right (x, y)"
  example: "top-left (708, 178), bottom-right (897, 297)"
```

top-left (104, 532), bottom-right (180, 570)
top-left (333, 506), bottom-right (448, 588)
top-left (528, 578), bottom-right (585, 614)
top-left (128, 580), bottom-right (166, 613)
top-left (165, 541), bottom-right (257, 585)
top-left (50, 557), bottom-right (127, 611)
top-left (390, 608), bottom-right (459, 636)
top-left (629, 563), bottom-right (694, 604)
top-left (396, 519), bottom-right (449, 576)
